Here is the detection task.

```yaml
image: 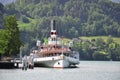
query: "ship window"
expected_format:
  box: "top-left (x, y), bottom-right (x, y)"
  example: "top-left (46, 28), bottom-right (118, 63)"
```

top-left (52, 58), bottom-right (54, 60)
top-left (58, 62), bottom-right (60, 65)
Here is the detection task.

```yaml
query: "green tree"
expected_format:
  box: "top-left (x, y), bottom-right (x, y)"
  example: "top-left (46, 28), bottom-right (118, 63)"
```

top-left (114, 44), bottom-right (120, 61)
top-left (4, 15), bottom-right (22, 56)
top-left (20, 15), bottom-right (30, 23)
top-left (93, 51), bottom-right (110, 60)
top-left (107, 35), bottom-right (113, 44)
top-left (95, 38), bottom-right (105, 49)
top-left (0, 30), bottom-right (9, 55)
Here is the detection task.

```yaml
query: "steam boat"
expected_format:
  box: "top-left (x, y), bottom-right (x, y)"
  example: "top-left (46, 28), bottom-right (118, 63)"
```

top-left (31, 19), bottom-right (79, 68)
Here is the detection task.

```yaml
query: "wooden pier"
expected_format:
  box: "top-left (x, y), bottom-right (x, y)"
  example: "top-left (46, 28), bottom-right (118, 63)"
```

top-left (0, 61), bottom-right (19, 69)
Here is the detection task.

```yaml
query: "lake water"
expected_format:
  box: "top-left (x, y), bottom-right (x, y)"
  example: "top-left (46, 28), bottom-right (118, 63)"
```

top-left (0, 61), bottom-right (120, 80)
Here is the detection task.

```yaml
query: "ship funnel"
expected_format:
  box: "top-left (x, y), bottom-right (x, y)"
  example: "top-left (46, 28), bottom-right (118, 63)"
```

top-left (50, 19), bottom-right (57, 36)
top-left (49, 19), bottom-right (60, 45)
top-left (51, 19), bottom-right (56, 30)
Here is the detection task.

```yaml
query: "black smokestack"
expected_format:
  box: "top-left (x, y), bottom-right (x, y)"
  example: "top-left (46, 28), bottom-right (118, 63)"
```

top-left (53, 20), bottom-right (56, 30)
top-left (51, 19), bottom-right (56, 30)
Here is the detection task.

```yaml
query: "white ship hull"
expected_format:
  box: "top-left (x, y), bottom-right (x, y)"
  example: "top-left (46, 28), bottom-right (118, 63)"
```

top-left (33, 55), bottom-right (79, 68)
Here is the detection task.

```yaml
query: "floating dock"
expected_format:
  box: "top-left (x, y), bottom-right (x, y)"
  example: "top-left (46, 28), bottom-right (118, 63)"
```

top-left (0, 61), bottom-right (19, 69)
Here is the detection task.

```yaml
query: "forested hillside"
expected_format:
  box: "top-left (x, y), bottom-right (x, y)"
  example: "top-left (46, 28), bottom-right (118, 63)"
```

top-left (4, 0), bottom-right (120, 37)
top-left (0, 3), bottom-right (4, 28)
top-left (0, 0), bottom-right (120, 59)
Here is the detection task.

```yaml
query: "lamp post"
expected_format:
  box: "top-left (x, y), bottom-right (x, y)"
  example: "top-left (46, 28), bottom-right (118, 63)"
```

top-left (20, 46), bottom-right (23, 63)
top-left (36, 40), bottom-right (41, 51)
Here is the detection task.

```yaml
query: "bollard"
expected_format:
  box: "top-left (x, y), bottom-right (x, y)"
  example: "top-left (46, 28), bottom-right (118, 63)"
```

top-left (28, 53), bottom-right (34, 69)
top-left (22, 55), bottom-right (28, 70)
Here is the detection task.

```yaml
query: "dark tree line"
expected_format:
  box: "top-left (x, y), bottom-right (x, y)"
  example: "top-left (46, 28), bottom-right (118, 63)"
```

top-left (73, 36), bottom-right (120, 61)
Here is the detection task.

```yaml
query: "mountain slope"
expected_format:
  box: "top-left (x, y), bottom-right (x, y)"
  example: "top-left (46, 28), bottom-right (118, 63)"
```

top-left (1, 0), bottom-right (120, 54)
top-left (3, 0), bottom-right (120, 38)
